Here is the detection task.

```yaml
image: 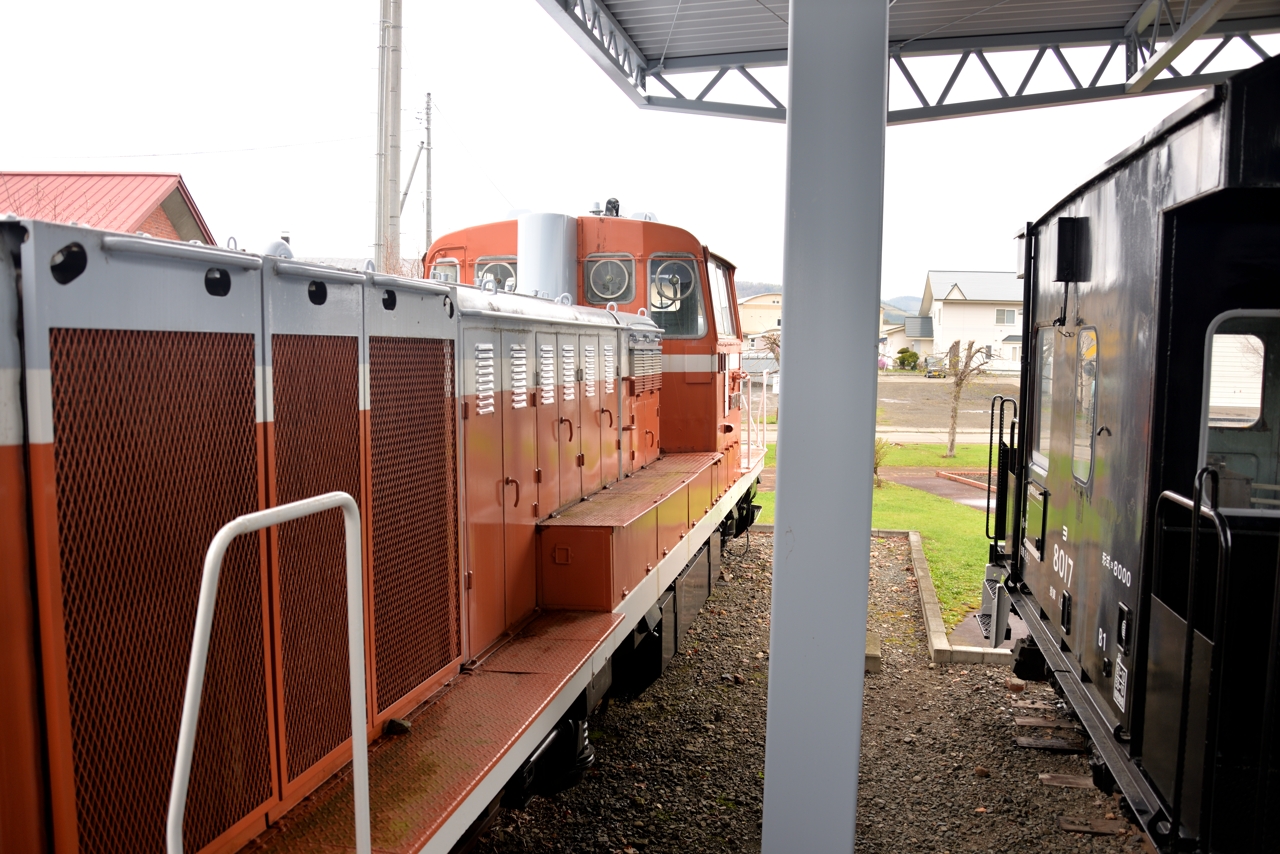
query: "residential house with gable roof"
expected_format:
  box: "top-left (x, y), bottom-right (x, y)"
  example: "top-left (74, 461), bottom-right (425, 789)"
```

top-left (0, 172), bottom-right (215, 244)
top-left (906, 270), bottom-right (1024, 373)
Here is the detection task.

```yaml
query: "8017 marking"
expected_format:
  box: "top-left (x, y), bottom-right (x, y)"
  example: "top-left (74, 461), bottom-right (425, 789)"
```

top-left (1053, 543), bottom-right (1074, 587)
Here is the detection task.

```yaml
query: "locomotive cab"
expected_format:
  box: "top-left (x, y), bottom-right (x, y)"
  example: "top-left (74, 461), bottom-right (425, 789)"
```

top-left (425, 210), bottom-right (749, 477)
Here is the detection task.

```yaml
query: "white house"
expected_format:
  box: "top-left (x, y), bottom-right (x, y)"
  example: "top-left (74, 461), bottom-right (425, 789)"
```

top-left (878, 301), bottom-right (910, 358)
top-left (907, 270), bottom-right (1024, 373)
top-left (738, 291), bottom-right (783, 349)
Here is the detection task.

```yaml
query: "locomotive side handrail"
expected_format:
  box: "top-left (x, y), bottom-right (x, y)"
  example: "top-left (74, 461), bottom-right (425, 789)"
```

top-left (1155, 471), bottom-right (1232, 847)
top-left (166, 492), bottom-right (371, 854)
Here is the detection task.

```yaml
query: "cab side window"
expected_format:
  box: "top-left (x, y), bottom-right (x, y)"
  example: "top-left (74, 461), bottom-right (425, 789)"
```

top-left (707, 260), bottom-right (737, 339)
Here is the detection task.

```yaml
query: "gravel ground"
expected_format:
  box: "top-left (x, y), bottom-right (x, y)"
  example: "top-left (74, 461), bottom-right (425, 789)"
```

top-left (474, 533), bottom-right (774, 854)
top-left (473, 534), bottom-right (1152, 853)
top-left (859, 536), bottom-right (1149, 853)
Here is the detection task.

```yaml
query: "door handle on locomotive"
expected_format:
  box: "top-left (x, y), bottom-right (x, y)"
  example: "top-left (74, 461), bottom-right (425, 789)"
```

top-left (601, 407), bottom-right (614, 427)
top-left (645, 429), bottom-right (655, 447)
top-left (560, 417), bottom-right (574, 441)
top-left (505, 477), bottom-right (520, 507)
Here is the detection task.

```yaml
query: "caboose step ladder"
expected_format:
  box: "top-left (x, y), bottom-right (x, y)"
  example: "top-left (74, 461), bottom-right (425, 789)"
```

top-left (166, 492), bottom-right (371, 854)
top-left (978, 565), bottom-right (1011, 648)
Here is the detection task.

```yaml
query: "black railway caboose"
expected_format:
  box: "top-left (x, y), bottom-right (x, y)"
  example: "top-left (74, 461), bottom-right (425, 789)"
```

top-left (984, 56), bottom-right (1280, 852)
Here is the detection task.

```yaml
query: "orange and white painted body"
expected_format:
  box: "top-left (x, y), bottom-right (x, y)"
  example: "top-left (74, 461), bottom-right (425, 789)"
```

top-left (426, 213), bottom-right (748, 481)
top-left (0, 215), bottom-right (761, 854)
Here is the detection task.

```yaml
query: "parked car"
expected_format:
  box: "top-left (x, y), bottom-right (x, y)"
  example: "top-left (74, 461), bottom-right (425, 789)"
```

top-left (924, 357), bottom-right (947, 378)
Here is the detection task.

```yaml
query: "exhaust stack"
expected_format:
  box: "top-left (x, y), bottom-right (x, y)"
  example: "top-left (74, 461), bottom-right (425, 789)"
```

top-left (516, 212), bottom-right (578, 303)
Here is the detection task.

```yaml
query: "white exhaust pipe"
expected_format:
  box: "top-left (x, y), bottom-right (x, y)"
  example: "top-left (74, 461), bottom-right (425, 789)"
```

top-left (516, 212), bottom-right (577, 302)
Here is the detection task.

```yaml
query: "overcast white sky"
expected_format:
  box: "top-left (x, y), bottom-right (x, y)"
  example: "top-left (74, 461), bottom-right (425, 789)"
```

top-left (3, 2), bottom-right (1275, 301)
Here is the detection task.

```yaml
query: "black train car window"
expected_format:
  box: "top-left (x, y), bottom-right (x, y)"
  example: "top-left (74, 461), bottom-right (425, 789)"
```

top-left (1072, 328), bottom-right (1098, 483)
top-left (1202, 314), bottom-right (1280, 511)
top-left (1032, 330), bottom-right (1054, 471)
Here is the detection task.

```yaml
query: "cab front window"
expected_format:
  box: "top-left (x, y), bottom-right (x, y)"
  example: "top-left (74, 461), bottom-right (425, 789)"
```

top-left (475, 257), bottom-right (517, 291)
top-left (429, 257), bottom-right (460, 283)
top-left (648, 255), bottom-right (706, 338)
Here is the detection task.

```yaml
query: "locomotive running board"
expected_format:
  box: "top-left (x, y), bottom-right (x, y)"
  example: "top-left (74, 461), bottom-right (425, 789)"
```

top-left (246, 458), bottom-right (764, 854)
top-left (1007, 586), bottom-right (1169, 847)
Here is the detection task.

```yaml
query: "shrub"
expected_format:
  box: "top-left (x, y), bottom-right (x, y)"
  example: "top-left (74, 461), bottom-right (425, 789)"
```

top-left (895, 348), bottom-right (919, 370)
top-left (873, 437), bottom-right (892, 487)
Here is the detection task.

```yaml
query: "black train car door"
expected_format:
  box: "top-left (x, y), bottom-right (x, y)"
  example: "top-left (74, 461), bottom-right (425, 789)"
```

top-left (1025, 328), bottom-right (1054, 559)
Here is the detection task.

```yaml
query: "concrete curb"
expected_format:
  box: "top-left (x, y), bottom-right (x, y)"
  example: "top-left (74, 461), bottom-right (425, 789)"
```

top-left (750, 525), bottom-right (1011, 665)
top-left (903, 530), bottom-right (1011, 666)
top-left (935, 470), bottom-right (997, 494)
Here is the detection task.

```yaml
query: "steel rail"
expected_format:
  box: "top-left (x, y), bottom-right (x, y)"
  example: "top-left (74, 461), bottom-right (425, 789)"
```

top-left (165, 492), bottom-right (370, 854)
top-left (1006, 583), bottom-right (1166, 840)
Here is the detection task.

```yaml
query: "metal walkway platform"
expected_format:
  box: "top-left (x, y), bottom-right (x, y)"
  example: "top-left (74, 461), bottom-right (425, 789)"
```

top-left (248, 609), bottom-right (621, 854)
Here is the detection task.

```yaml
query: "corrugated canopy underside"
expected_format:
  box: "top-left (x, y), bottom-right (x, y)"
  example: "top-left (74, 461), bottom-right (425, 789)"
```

top-left (607, 0), bottom-right (1280, 59)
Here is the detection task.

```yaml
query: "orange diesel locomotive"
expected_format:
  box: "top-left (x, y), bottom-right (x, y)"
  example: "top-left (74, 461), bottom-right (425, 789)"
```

top-left (425, 207), bottom-right (750, 478)
top-left (0, 208), bottom-right (762, 854)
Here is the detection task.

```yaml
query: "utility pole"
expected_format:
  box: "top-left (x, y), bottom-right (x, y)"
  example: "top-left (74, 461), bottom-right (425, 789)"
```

top-left (373, 0), bottom-right (389, 269)
top-left (373, 0), bottom-right (403, 272)
top-left (384, 0), bottom-right (403, 270)
top-left (424, 92), bottom-right (432, 251)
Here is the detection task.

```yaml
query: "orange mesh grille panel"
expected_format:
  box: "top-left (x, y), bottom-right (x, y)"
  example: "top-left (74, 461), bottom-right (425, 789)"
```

top-left (368, 337), bottom-right (460, 714)
top-left (48, 328), bottom-right (272, 853)
top-left (270, 335), bottom-right (360, 782)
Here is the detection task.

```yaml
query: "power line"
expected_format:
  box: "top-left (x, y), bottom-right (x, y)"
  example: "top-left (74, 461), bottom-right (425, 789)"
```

top-left (54, 135), bottom-right (364, 160)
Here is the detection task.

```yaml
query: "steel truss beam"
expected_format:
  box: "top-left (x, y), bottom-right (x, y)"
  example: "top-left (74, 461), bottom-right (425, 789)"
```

top-left (536, 1), bottom-right (1278, 124)
top-left (1125, 0), bottom-right (1241, 91)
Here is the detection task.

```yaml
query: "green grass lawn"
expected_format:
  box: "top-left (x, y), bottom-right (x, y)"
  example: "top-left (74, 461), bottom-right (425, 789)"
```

top-left (882, 442), bottom-right (991, 469)
top-left (760, 442), bottom-right (986, 471)
top-left (752, 465), bottom-right (985, 626)
top-left (870, 482), bottom-right (987, 626)
top-left (754, 489), bottom-right (775, 525)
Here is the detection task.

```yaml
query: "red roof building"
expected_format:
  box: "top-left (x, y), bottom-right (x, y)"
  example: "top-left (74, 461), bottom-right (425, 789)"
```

top-left (0, 172), bottom-right (215, 244)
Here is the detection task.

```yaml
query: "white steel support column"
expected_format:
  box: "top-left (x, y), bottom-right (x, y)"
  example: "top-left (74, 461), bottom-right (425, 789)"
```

top-left (762, 0), bottom-right (887, 850)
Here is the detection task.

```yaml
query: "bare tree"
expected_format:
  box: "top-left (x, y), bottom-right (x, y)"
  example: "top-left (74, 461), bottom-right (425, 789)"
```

top-left (379, 243), bottom-right (424, 279)
top-left (944, 340), bottom-right (989, 457)
top-left (759, 330), bottom-right (781, 365)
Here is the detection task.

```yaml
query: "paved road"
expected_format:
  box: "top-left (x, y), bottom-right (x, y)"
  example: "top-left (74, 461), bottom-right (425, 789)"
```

top-left (744, 426), bottom-right (993, 445)
top-left (878, 465), bottom-right (993, 511)
top-left (876, 429), bottom-right (990, 444)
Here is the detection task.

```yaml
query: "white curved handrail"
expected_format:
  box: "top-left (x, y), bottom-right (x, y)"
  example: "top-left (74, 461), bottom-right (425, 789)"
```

top-left (166, 491), bottom-right (370, 854)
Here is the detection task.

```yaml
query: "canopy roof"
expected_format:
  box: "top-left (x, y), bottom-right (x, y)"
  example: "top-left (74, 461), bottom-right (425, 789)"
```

top-left (537, 0), bottom-right (1279, 122)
